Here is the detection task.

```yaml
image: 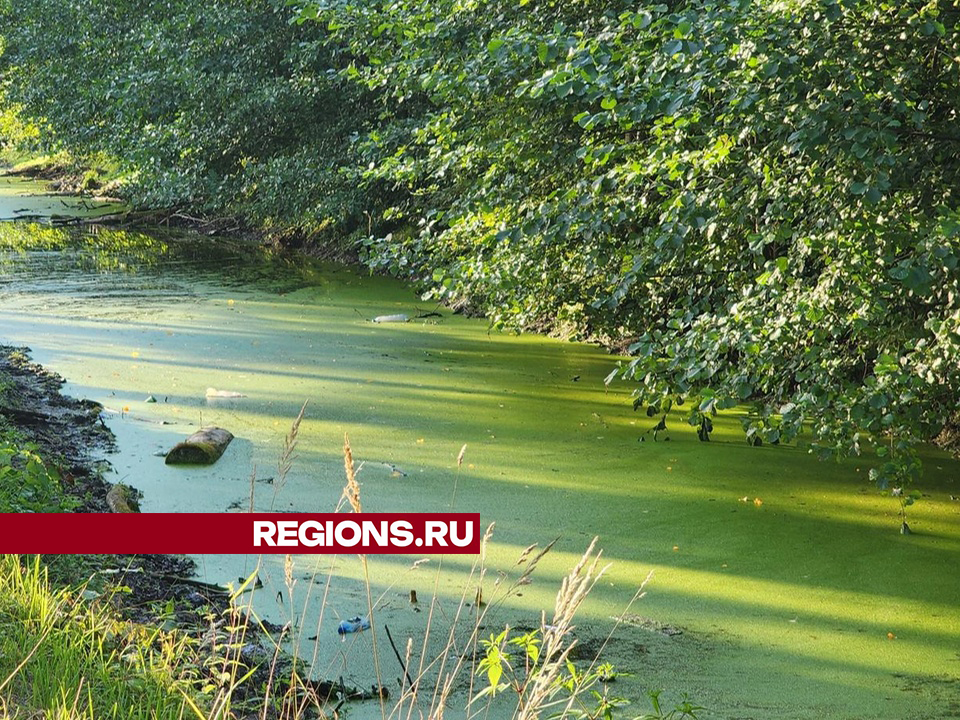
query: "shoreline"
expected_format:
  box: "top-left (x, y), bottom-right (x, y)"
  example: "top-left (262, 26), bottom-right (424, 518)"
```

top-left (0, 342), bottom-right (381, 715)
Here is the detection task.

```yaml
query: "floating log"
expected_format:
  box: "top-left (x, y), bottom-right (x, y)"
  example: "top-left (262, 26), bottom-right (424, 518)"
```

top-left (106, 484), bottom-right (141, 513)
top-left (165, 427), bottom-right (234, 465)
top-left (372, 314), bottom-right (409, 323)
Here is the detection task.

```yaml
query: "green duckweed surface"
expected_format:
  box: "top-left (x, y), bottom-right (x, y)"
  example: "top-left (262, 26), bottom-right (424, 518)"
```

top-left (0, 175), bottom-right (122, 222)
top-left (0, 219), bottom-right (958, 719)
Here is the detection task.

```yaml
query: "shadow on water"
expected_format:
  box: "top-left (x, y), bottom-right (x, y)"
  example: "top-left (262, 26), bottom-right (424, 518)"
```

top-left (2, 221), bottom-right (959, 719)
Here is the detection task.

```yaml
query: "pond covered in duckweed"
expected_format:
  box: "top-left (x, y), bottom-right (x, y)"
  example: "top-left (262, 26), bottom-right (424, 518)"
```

top-left (1, 206), bottom-right (959, 719)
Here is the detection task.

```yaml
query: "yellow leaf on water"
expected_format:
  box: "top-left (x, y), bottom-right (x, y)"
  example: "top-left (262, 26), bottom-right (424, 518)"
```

top-left (754, 497), bottom-right (763, 506)
top-left (416, 438), bottom-right (425, 444)
top-left (227, 299), bottom-right (235, 306)
top-left (131, 351), bottom-right (140, 358)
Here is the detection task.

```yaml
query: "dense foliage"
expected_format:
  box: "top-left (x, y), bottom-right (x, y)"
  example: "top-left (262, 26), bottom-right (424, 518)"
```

top-left (0, 0), bottom-right (384, 239)
top-left (2, 0), bottom-right (959, 487)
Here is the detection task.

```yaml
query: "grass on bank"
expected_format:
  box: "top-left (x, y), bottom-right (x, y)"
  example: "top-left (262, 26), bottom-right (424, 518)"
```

top-left (0, 545), bottom-right (674, 720)
top-left (0, 421), bottom-right (77, 515)
top-left (0, 555), bottom-right (194, 720)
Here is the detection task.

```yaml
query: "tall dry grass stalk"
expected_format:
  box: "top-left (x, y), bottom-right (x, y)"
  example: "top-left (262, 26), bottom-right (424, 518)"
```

top-left (515, 538), bottom-right (608, 720)
top-left (341, 432), bottom-right (362, 514)
top-left (418, 521), bottom-right (496, 720)
top-left (271, 400), bottom-right (308, 511)
top-left (450, 443), bottom-right (467, 510)
top-left (212, 431), bottom-right (653, 720)
top-left (340, 433), bottom-right (385, 718)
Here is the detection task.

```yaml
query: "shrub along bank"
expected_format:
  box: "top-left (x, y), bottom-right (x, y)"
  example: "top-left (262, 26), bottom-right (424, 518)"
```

top-left (1, 0), bottom-right (958, 488)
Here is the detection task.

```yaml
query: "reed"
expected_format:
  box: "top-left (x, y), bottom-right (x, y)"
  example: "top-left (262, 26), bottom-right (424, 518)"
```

top-left (0, 423), bottom-right (674, 720)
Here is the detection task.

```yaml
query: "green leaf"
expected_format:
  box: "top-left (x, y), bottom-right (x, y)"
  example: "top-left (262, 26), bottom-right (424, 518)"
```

top-left (487, 659), bottom-right (502, 689)
top-left (663, 39), bottom-right (683, 56)
top-left (537, 42), bottom-right (549, 64)
top-left (487, 38), bottom-right (505, 54)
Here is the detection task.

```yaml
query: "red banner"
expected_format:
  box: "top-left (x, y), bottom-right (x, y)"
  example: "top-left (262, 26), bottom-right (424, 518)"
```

top-left (0, 513), bottom-right (481, 554)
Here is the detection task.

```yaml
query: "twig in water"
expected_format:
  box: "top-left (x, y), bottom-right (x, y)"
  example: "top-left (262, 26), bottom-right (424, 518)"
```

top-left (385, 624), bottom-right (416, 691)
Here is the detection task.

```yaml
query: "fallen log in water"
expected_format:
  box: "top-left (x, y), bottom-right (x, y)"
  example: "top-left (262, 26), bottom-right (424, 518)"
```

top-left (165, 427), bottom-right (234, 465)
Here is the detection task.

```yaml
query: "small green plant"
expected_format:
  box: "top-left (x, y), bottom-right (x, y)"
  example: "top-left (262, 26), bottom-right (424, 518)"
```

top-left (891, 486), bottom-right (922, 535)
top-left (474, 627), bottom-right (541, 700)
top-left (556, 659), bottom-right (631, 720)
top-left (0, 435), bottom-right (77, 513)
top-left (634, 689), bottom-right (704, 720)
top-left (869, 433), bottom-right (924, 533)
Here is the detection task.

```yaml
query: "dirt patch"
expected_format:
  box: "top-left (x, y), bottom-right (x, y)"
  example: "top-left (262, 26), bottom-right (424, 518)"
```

top-left (893, 673), bottom-right (960, 719)
top-left (616, 613), bottom-right (685, 637)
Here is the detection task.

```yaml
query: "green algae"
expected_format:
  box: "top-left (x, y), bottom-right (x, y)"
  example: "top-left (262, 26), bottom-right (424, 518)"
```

top-left (0, 224), bottom-right (958, 718)
top-left (0, 175), bottom-right (124, 222)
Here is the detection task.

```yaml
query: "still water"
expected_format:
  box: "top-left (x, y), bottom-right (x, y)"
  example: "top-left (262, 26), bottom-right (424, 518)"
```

top-left (1, 214), bottom-right (958, 719)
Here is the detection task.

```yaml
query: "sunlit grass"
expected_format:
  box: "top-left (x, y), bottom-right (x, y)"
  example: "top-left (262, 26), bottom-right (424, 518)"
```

top-left (0, 555), bottom-right (193, 720)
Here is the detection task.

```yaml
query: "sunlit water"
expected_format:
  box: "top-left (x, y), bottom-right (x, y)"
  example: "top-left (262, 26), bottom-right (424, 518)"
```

top-left (1, 216), bottom-right (958, 719)
top-left (0, 174), bottom-right (123, 222)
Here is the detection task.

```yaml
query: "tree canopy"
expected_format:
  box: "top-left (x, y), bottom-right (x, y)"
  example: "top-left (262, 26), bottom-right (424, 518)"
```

top-left (1, 0), bottom-right (958, 487)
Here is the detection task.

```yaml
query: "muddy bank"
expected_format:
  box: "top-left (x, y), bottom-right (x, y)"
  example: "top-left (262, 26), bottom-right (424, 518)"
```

top-left (0, 345), bottom-right (208, 610)
top-left (0, 344), bottom-right (117, 511)
top-left (0, 344), bottom-right (383, 715)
